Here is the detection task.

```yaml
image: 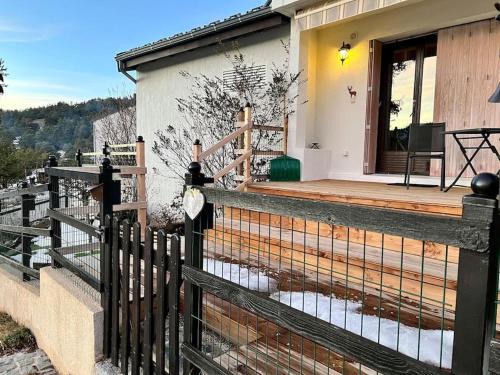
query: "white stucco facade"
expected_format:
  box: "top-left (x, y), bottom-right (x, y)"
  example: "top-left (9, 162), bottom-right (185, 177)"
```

top-left (284, 0), bottom-right (496, 182)
top-left (135, 25), bottom-right (290, 210)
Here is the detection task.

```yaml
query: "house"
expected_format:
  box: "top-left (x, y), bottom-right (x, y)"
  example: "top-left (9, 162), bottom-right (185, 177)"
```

top-left (117, 0), bottom-right (499, 213)
top-left (92, 107), bottom-right (137, 154)
top-left (273, 0), bottom-right (499, 185)
top-left (115, 3), bottom-right (291, 208)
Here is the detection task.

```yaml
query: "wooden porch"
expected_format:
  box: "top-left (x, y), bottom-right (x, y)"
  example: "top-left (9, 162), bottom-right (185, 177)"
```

top-left (247, 179), bottom-right (469, 216)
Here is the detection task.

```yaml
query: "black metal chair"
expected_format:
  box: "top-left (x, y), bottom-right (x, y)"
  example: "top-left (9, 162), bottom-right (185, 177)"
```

top-left (404, 123), bottom-right (446, 190)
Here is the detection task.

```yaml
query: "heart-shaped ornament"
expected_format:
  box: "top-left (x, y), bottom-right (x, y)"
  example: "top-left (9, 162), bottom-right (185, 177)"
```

top-left (183, 188), bottom-right (205, 220)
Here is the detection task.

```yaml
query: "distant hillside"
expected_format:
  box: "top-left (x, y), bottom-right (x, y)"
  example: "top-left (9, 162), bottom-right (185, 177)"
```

top-left (0, 97), bottom-right (135, 155)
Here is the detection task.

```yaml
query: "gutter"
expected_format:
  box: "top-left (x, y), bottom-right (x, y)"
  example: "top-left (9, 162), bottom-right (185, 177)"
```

top-left (115, 4), bottom-right (284, 71)
top-left (118, 61), bottom-right (137, 84)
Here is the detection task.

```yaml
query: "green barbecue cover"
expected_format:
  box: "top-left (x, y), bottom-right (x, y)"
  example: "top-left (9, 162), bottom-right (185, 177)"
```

top-left (269, 156), bottom-right (300, 182)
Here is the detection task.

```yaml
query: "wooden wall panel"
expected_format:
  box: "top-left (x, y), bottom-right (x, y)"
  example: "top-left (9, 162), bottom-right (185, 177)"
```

top-left (433, 19), bottom-right (500, 178)
top-left (363, 40), bottom-right (382, 174)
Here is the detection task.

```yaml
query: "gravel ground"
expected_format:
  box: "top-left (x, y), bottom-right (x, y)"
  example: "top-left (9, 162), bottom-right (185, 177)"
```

top-left (0, 349), bottom-right (57, 374)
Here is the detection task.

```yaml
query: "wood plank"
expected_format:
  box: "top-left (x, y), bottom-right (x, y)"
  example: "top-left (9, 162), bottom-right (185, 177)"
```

top-left (0, 224), bottom-right (51, 237)
top-left (143, 227), bottom-right (154, 374)
top-left (113, 201), bottom-right (147, 212)
top-left (182, 343), bottom-right (233, 375)
top-left (48, 208), bottom-right (101, 238)
top-left (225, 207), bottom-right (459, 264)
top-left (214, 151), bottom-right (252, 180)
top-left (434, 19), bottom-right (500, 178)
top-left (0, 184), bottom-right (49, 200)
top-left (199, 124), bottom-right (251, 162)
top-left (207, 228), bottom-right (457, 314)
top-left (246, 180), bottom-right (465, 216)
top-left (210, 222), bottom-right (458, 288)
top-left (200, 187), bottom-right (488, 252)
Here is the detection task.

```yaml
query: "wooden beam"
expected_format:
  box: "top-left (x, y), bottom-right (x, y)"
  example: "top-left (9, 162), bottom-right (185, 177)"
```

top-left (182, 343), bottom-right (233, 375)
top-left (183, 266), bottom-right (446, 375)
top-left (113, 201), bottom-right (147, 212)
top-left (47, 208), bottom-right (101, 238)
top-left (199, 124), bottom-right (250, 162)
top-left (0, 184), bottom-right (49, 200)
top-left (0, 224), bottom-right (50, 237)
top-left (213, 151), bottom-right (252, 181)
top-left (200, 187), bottom-right (490, 252)
top-left (0, 254), bottom-right (40, 279)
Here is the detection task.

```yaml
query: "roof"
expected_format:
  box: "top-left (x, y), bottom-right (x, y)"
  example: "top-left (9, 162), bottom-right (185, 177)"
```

top-left (115, 3), bottom-right (288, 70)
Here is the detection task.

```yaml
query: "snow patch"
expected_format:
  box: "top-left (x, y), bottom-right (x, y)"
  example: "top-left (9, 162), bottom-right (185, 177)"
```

top-left (203, 258), bottom-right (277, 293)
top-left (271, 291), bottom-right (453, 369)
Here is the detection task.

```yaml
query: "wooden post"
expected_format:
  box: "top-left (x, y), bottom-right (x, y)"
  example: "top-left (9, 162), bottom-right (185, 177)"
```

top-left (452, 173), bottom-right (499, 375)
top-left (136, 136), bottom-right (147, 239)
top-left (236, 107), bottom-right (245, 176)
top-left (243, 103), bottom-right (253, 185)
top-left (192, 139), bottom-right (202, 162)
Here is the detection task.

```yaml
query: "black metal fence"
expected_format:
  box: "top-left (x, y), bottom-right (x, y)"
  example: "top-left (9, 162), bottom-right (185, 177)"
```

top-left (179, 162), bottom-right (499, 375)
top-left (45, 156), bottom-right (121, 291)
top-left (0, 182), bottom-right (51, 280)
top-left (2, 152), bottom-right (500, 375)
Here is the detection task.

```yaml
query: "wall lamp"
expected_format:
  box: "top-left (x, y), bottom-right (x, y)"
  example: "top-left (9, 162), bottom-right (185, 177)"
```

top-left (339, 41), bottom-right (351, 65)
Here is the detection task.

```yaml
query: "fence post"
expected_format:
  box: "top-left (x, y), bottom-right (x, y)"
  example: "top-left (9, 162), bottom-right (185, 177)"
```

top-left (243, 103), bottom-right (253, 183)
top-left (100, 157), bottom-right (121, 359)
top-left (21, 181), bottom-right (33, 281)
top-left (183, 161), bottom-right (213, 375)
top-left (192, 139), bottom-right (202, 162)
top-left (236, 107), bottom-right (245, 176)
top-left (136, 136), bottom-right (147, 239)
top-left (169, 234), bottom-right (182, 375)
top-left (75, 149), bottom-right (82, 167)
top-left (48, 155), bottom-right (61, 268)
top-left (452, 172), bottom-right (499, 375)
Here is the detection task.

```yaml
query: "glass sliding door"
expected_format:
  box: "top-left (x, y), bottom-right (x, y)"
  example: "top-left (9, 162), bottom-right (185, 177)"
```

top-left (377, 35), bottom-right (437, 174)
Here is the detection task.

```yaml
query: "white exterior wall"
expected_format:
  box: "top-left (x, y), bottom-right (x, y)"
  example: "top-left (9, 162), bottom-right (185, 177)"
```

top-left (136, 26), bottom-right (290, 210)
top-left (288, 0), bottom-right (495, 181)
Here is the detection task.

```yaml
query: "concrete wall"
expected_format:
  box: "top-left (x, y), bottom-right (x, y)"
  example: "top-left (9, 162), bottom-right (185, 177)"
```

top-left (135, 25), bottom-right (290, 211)
top-left (289, 0), bottom-right (495, 181)
top-left (0, 266), bottom-right (103, 375)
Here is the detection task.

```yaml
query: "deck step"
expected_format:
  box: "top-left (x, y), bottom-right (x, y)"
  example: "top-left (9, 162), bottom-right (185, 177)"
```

top-left (245, 180), bottom-right (465, 216)
top-left (222, 207), bottom-right (459, 264)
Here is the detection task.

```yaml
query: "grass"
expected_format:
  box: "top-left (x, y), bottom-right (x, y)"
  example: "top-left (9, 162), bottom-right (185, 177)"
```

top-left (0, 312), bottom-right (36, 356)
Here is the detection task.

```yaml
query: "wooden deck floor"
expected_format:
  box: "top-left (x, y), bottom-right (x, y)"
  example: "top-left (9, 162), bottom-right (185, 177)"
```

top-left (247, 179), bottom-right (469, 216)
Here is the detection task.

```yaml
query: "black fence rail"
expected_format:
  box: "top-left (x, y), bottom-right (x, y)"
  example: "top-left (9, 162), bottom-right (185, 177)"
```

top-left (102, 217), bottom-right (182, 375)
top-left (0, 182), bottom-right (51, 280)
top-left (45, 155), bottom-right (121, 291)
top-left (180, 162), bottom-right (499, 375)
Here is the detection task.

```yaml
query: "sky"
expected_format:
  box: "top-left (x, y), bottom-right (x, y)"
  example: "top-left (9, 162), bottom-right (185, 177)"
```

top-left (0, 0), bottom-right (263, 110)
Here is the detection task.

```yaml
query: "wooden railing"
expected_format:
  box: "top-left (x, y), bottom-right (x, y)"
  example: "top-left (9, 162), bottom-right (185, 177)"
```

top-left (192, 104), bottom-right (287, 191)
top-left (77, 137), bottom-right (147, 236)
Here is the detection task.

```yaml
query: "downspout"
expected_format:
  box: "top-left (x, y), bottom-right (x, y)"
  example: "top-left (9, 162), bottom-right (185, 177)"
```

top-left (117, 61), bottom-right (137, 84)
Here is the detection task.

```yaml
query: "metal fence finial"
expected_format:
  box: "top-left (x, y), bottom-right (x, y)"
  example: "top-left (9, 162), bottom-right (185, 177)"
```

top-left (471, 172), bottom-right (499, 198)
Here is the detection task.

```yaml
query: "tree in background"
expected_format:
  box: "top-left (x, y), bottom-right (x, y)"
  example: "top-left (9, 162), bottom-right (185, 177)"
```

top-left (0, 130), bottom-right (46, 189)
top-left (94, 92), bottom-right (136, 147)
top-left (151, 42), bottom-right (304, 224)
top-left (0, 59), bottom-right (7, 94)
